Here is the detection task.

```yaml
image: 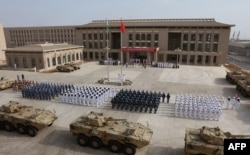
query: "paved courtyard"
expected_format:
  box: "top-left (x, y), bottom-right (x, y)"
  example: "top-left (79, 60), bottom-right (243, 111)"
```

top-left (0, 61), bottom-right (250, 155)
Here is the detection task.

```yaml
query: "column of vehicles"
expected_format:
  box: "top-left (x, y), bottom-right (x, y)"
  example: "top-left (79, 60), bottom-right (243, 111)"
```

top-left (225, 70), bottom-right (250, 97)
top-left (56, 63), bottom-right (80, 72)
top-left (0, 101), bottom-right (153, 155)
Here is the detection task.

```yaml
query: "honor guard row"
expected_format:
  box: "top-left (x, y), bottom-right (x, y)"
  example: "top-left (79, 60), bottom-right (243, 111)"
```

top-left (111, 89), bottom-right (162, 114)
top-left (60, 86), bottom-right (111, 107)
top-left (21, 82), bottom-right (68, 100)
top-left (174, 94), bottom-right (223, 121)
top-left (12, 80), bottom-right (35, 92)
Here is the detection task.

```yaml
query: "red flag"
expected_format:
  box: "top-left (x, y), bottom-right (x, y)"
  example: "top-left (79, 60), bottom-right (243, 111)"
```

top-left (120, 19), bottom-right (125, 33)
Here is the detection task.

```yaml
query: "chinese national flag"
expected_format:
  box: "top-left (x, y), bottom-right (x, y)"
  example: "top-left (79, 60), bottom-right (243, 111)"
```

top-left (120, 19), bottom-right (125, 33)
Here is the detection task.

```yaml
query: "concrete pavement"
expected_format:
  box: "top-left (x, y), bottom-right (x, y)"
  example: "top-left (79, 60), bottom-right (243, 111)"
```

top-left (0, 61), bottom-right (250, 155)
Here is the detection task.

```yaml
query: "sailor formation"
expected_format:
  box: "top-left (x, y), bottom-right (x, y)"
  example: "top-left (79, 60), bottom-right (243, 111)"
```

top-left (174, 94), bottom-right (224, 121)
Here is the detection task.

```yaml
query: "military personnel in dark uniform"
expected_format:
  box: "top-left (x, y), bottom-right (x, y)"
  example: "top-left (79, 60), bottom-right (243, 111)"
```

top-left (162, 92), bottom-right (166, 103)
top-left (167, 93), bottom-right (170, 103)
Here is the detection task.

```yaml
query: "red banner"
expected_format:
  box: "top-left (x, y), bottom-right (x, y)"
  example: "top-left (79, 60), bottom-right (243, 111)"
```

top-left (121, 47), bottom-right (159, 53)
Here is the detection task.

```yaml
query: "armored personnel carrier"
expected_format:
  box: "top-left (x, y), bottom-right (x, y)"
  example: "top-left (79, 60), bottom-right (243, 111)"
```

top-left (225, 71), bottom-right (246, 84)
top-left (0, 77), bottom-right (14, 90)
top-left (236, 78), bottom-right (250, 97)
top-left (56, 65), bottom-right (74, 72)
top-left (185, 126), bottom-right (250, 155)
top-left (65, 63), bottom-right (80, 70)
top-left (70, 111), bottom-right (153, 155)
top-left (0, 101), bottom-right (57, 137)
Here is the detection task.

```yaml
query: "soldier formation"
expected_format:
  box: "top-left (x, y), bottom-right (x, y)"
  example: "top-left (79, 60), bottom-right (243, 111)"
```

top-left (21, 83), bottom-right (67, 100)
top-left (174, 94), bottom-right (223, 121)
top-left (61, 86), bottom-right (111, 107)
top-left (152, 61), bottom-right (180, 69)
top-left (111, 89), bottom-right (162, 114)
top-left (12, 80), bottom-right (35, 92)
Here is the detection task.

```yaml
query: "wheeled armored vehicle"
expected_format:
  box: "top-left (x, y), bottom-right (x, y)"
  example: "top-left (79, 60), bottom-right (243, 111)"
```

top-left (70, 111), bottom-right (153, 155)
top-left (0, 77), bottom-right (14, 90)
top-left (0, 101), bottom-right (57, 137)
top-left (65, 63), bottom-right (80, 70)
top-left (185, 126), bottom-right (250, 155)
top-left (56, 65), bottom-right (74, 72)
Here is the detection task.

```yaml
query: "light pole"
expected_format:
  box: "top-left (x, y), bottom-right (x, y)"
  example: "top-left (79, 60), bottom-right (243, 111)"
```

top-left (175, 48), bottom-right (181, 64)
top-left (105, 46), bottom-right (110, 80)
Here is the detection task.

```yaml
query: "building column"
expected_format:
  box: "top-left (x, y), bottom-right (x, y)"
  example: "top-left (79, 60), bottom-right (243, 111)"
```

top-left (186, 55), bottom-right (190, 65)
top-left (126, 52), bottom-right (129, 63)
top-left (154, 52), bottom-right (158, 62)
top-left (147, 52), bottom-right (151, 64)
top-left (179, 54), bottom-right (182, 64)
top-left (209, 55), bottom-right (214, 66)
top-left (87, 52), bottom-right (90, 60)
top-left (194, 55), bottom-right (198, 65)
top-left (202, 55), bottom-right (206, 65)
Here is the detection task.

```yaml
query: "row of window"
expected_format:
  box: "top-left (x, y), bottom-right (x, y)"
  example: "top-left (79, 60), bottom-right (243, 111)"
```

top-left (183, 33), bottom-right (219, 42)
top-left (182, 43), bottom-right (218, 52)
top-left (8, 53), bottom-right (81, 68)
top-left (9, 29), bottom-right (74, 35)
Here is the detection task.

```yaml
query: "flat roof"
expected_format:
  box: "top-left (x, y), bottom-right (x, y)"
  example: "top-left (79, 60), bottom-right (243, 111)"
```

top-left (4, 43), bottom-right (83, 52)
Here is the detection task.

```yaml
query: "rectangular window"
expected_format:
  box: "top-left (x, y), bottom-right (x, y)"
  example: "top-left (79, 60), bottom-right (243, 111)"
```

top-left (82, 34), bottom-right (86, 40)
top-left (129, 42), bottom-right (133, 47)
top-left (154, 34), bottom-right (159, 41)
top-left (154, 42), bottom-right (158, 47)
top-left (191, 34), bottom-right (196, 41)
top-left (190, 43), bottom-right (195, 51)
top-left (89, 42), bottom-right (92, 48)
top-left (129, 34), bottom-right (133, 40)
top-left (100, 34), bottom-right (103, 40)
top-left (23, 57), bottom-right (28, 68)
top-left (198, 34), bottom-right (203, 41)
top-left (94, 34), bottom-right (97, 40)
top-left (213, 44), bottom-right (218, 52)
top-left (147, 42), bottom-right (151, 47)
top-left (88, 34), bottom-right (92, 40)
top-left (206, 34), bottom-right (211, 41)
top-left (213, 34), bottom-right (219, 42)
top-left (198, 43), bottom-right (203, 51)
top-left (135, 42), bottom-right (140, 46)
top-left (94, 42), bottom-right (98, 48)
top-left (183, 34), bottom-right (188, 41)
top-left (205, 43), bottom-right (210, 52)
top-left (182, 43), bottom-right (188, 51)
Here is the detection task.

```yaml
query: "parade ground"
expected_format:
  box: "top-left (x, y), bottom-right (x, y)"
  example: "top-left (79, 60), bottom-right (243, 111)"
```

top-left (1, 62), bottom-right (250, 155)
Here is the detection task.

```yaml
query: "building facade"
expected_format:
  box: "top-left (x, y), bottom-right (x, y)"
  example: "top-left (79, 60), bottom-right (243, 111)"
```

top-left (0, 23), bottom-right (7, 63)
top-left (3, 18), bottom-right (234, 66)
top-left (229, 40), bottom-right (250, 57)
top-left (4, 43), bottom-right (83, 71)
top-left (4, 26), bottom-right (76, 48)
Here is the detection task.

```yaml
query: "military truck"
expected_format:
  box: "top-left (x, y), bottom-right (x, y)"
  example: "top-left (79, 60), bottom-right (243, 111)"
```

top-left (65, 63), bottom-right (80, 70)
top-left (70, 111), bottom-right (153, 155)
top-left (0, 101), bottom-right (57, 137)
top-left (56, 65), bottom-right (74, 72)
top-left (236, 78), bottom-right (250, 97)
top-left (225, 71), bottom-right (246, 84)
top-left (0, 77), bottom-right (14, 90)
top-left (184, 126), bottom-right (250, 155)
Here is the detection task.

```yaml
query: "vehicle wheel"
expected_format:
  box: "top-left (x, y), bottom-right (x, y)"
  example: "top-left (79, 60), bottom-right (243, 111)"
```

top-left (123, 143), bottom-right (136, 155)
top-left (90, 137), bottom-right (103, 149)
top-left (108, 140), bottom-right (122, 153)
top-left (4, 122), bottom-right (14, 132)
top-left (27, 126), bottom-right (37, 137)
top-left (17, 124), bottom-right (27, 134)
top-left (77, 135), bottom-right (89, 146)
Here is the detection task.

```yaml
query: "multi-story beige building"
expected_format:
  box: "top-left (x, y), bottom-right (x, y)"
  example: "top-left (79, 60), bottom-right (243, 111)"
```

top-left (76, 19), bottom-right (234, 66)
top-left (0, 23), bottom-right (7, 63)
top-left (4, 43), bottom-right (83, 71)
top-left (4, 25), bottom-right (76, 48)
top-left (4, 18), bottom-right (234, 66)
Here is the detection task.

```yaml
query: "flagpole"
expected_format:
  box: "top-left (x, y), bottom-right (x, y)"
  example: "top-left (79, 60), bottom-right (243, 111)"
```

top-left (120, 31), bottom-right (123, 85)
top-left (107, 29), bottom-right (109, 80)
